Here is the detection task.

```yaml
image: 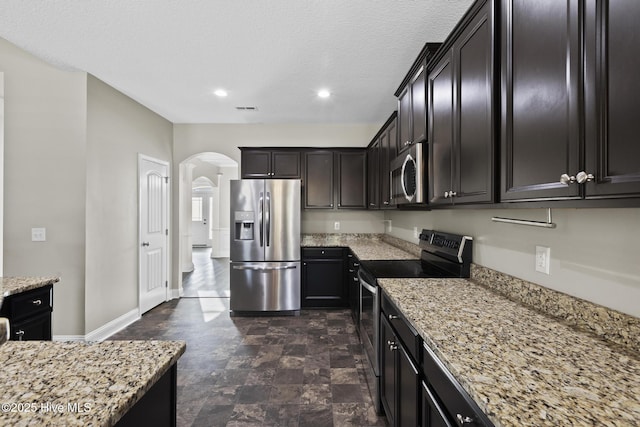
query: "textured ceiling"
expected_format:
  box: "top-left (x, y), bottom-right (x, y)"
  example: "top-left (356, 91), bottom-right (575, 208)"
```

top-left (0, 0), bottom-right (474, 124)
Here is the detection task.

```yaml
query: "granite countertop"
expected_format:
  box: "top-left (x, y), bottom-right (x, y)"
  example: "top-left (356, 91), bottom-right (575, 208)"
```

top-left (301, 234), bottom-right (417, 260)
top-left (379, 278), bottom-right (640, 426)
top-left (1, 276), bottom-right (60, 298)
top-left (0, 340), bottom-right (185, 426)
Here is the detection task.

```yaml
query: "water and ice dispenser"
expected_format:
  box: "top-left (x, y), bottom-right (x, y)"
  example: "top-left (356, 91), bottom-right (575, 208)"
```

top-left (234, 211), bottom-right (255, 240)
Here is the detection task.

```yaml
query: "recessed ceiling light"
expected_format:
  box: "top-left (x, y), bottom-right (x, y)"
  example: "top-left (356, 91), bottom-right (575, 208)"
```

top-left (317, 89), bottom-right (331, 99)
top-left (214, 89), bottom-right (228, 97)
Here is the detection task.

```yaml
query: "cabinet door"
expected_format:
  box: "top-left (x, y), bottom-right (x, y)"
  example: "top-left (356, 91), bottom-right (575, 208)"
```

top-left (380, 119), bottom-right (397, 208)
top-left (422, 382), bottom-right (454, 427)
top-left (398, 344), bottom-right (420, 427)
top-left (271, 150), bottom-right (301, 179)
top-left (11, 311), bottom-right (52, 341)
top-left (501, 0), bottom-right (582, 201)
top-left (380, 316), bottom-right (397, 426)
top-left (241, 150), bottom-right (271, 178)
top-left (367, 141), bottom-right (380, 209)
top-left (397, 86), bottom-right (412, 155)
top-left (304, 151), bottom-right (334, 209)
top-left (454, 0), bottom-right (495, 204)
top-left (411, 65), bottom-right (428, 144)
top-left (584, 0), bottom-right (640, 198)
top-left (302, 258), bottom-right (346, 308)
top-left (429, 51), bottom-right (455, 206)
top-left (337, 151), bottom-right (367, 209)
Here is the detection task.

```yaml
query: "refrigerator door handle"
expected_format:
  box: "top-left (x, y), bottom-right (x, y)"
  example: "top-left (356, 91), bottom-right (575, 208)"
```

top-left (266, 191), bottom-right (271, 247)
top-left (259, 192), bottom-right (264, 247)
top-left (232, 265), bottom-right (298, 271)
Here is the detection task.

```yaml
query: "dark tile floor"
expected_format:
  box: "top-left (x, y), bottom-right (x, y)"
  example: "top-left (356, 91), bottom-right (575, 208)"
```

top-left (110, 249), bottom-right (387, 427)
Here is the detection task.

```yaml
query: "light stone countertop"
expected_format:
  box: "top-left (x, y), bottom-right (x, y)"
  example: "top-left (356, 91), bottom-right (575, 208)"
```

top-left (0, 340), bottom-right (186, 427)
top-left (302, 233), bottom-right (417, 260)
top-left (379, 278), bottom-right (640, 427)
top-left (1, 276), bottom-right (60, 298)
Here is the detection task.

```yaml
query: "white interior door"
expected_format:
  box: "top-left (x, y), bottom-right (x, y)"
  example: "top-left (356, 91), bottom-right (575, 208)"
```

top-left (139, 155), bottom-right (169, 314)
top-left (191, 194), bottom-right (210, 247)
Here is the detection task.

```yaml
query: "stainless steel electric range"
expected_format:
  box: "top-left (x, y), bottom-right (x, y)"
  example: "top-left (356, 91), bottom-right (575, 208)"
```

top-left (357, 229), bottom-right (473, 414)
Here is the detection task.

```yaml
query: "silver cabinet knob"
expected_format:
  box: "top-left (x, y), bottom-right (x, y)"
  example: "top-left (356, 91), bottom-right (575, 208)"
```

top-left (15, 330), bottom-right (25, 341)
top-left (444, 191), bottom-right (449, 198)
top-left (31, 299), bottom-right (42, 306)
top-left (383, 201), bottom-right (390, 205)
top-left (560, 173), bottom-right (577, 185)
top-left (449, 191), bottom-right (457, 197)
top-left (576, 171), bottom-right (595, 184)
top-left (388, 314), bottom-right (398, 321)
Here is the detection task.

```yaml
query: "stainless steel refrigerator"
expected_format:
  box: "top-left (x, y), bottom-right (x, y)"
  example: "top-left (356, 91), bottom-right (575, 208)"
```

top-left (229, 179), bottom-right (301, 314)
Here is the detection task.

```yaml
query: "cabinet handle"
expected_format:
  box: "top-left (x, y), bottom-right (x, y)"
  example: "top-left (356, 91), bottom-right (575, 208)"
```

top-left (353, 263), bottom-right (360, 267)
top-left (560, 173), bottom-right (577, 185)
top-left (349, 269), bottom-right (354, 273)
top-left (353, 277), bottom-right (358, 282)
top-left (576, 171), bottom-right (595, 184)
top-left (15, 330), bottom-right (25, 341)
top-left (449, 191), bottom-right (457, 197)
top-left (369, 203), bottom-right (375, 206)
top-left (31, 299), bottom-right (42, 306)
top-left (404, 141), bottom-right (412, 146)
top-left (383, 201), bottom-right (390, 205)
top-left (388, 314), bottom-right (398, 321)
top-left (456, 414), bottom-right (475, 425)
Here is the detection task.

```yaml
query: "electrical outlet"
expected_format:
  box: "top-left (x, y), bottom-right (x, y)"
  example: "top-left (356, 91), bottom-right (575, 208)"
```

top-left (535, 246), bottom-right (550, 274)
top-left (31, 227), bottom-right (46, 242)
top-left (334, 221), bottom-right (340, 231)
top-left (413, 227), bottom-right (419, 238)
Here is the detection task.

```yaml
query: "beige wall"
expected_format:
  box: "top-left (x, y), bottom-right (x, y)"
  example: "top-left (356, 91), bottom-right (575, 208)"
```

top-left (85, 75), bottom-right (173, 333)
top-left (0, 72), bottom-right (4, 276)
top-left (386, 208), bottom-right (640, 317)
top-left (1, 38), bottom-right (88, 335)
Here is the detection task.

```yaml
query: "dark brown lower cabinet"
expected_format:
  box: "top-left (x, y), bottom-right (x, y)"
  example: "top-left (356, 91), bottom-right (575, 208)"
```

top-left (115, 364), bottom-right (177, 427)
top-left (380, 314), bottom-right (420, 427)
top-left (0, 285), bottom-right (53, 341)
top-left (422, 381), bottom-right (454, 427)
top-left (301, 248), bottom-right (347, 308)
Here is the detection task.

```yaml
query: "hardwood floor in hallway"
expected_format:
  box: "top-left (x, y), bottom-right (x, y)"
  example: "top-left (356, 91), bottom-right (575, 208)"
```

top-left (109, 247), bottom-right (387, 426)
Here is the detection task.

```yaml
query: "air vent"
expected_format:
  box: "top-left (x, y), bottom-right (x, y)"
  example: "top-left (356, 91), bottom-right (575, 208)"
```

top-left (235, 106), bottom-right (258, 111)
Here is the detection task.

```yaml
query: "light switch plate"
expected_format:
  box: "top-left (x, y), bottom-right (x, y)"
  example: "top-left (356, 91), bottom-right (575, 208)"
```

top-left (334, 221), bottom-right (340, 231)
top-left (535, 245), bottom-right (550, 274)
top-left (32, 227), bottom-right (46, 242)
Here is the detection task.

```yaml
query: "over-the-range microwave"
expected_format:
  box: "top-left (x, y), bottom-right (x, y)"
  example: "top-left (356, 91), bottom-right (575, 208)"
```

top-left (390, 142), bottom-right (426, 205)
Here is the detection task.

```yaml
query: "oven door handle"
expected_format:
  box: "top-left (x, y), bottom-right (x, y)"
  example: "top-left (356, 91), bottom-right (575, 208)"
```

top-left (360, 279), bottom-right (377, 295)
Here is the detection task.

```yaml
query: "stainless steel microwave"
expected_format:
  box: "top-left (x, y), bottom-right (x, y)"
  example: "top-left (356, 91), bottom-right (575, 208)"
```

top-left (390, 143), bottom-right (425, 204)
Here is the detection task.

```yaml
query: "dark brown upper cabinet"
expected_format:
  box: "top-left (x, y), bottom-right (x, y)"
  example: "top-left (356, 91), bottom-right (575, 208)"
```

top-left (429, 0), bottom-right (496, 206)
top-left (304, 150), bottom-right (335, 209)
top-left (367, 112), bottom-right (398, 210)
top-left (582, 0), bottom-right (640, 199)
top-left (367, 139), bottom-right (380, 209)
top-left (304, 149), bottom-right (367, 210)
top-left (395, 44), bottom-right (441, 156)
top-left (240, 148), bottom-right (301, 179)
top-left (337, 150), bottom-right (367, 209)
top-left (501, 0), bottom-right (640, 203)
top-left (500, 0), bottom-right (583, 202)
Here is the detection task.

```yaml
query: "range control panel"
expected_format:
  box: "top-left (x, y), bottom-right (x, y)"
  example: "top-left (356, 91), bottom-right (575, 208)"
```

top-left (419, 229), bottom-right (472, 259)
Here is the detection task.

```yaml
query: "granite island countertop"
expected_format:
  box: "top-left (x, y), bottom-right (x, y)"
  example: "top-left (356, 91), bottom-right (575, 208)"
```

top-left (379, 278), bottom-right (640, 427)
top-left (1, 276), bottom-right (60, 298)
top-left (0, 340), bottom-right (186, 426)
top-left (301, 233), bottom-right (417, 260)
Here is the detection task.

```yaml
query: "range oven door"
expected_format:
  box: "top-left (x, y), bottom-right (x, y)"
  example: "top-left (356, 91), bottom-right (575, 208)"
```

top-left (390, 143), bottom-right (425, 204)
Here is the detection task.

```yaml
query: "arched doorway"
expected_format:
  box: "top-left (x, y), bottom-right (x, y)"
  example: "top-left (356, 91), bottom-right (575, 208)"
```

top-left (178, 152), bottom-right (238, 297)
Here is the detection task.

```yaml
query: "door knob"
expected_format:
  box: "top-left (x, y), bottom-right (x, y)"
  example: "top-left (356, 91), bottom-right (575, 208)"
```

top-left (141, 242), bottom-right (150, 247)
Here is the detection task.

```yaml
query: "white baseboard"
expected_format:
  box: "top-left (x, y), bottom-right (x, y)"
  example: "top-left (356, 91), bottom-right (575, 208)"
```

top-left (84, 308), bottom-right (141, 342)
top-left (171, 287), bottom-right (182, 299)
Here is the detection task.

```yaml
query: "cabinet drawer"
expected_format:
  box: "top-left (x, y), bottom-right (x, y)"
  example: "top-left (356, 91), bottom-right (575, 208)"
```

top-left (1, 286), bottom-right (52, 322)
top-left (381, 291), bottom-right (421, 361)
top-left (302, 247), bottom-right (344, 259)
top-left (423, 342), bottom-right (493, 427)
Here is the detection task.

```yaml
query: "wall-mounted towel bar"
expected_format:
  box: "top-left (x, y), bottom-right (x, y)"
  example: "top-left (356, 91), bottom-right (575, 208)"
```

top-left (491, 208), bottom-right (556, 228)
